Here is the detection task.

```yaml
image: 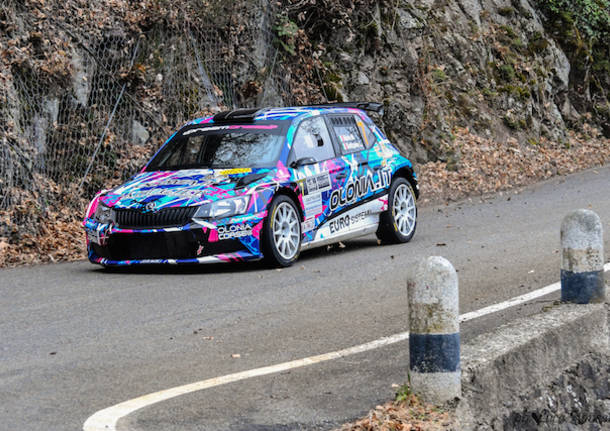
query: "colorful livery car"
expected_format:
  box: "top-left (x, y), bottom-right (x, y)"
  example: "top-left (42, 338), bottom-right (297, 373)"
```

top-left (83, 103), bottom-right (419, 267)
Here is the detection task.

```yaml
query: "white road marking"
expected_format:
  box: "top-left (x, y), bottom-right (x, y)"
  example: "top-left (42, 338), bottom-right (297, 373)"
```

top-left (459, 282), bottom-right (561, 322)
top-left (84, 262), bottom-right (610, 431)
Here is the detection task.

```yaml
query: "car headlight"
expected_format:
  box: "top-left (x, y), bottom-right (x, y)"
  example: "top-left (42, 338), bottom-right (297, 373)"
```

top-left (94, 203), bottom-right (114, 224)
top-left (193, 195), bottom-right (251, 220)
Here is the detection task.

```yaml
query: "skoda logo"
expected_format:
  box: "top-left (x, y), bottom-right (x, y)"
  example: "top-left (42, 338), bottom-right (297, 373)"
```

top-left (145, 202), bottom-right (157, 212)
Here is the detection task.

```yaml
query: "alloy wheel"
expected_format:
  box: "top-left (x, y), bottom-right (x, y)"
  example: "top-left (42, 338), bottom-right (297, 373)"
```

top-left (272, 202), bottom-right (300, 260)
top-left (393, 184), bottom-right (416, 237)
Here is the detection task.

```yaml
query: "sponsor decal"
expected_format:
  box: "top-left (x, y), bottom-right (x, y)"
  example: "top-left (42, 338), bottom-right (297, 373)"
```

top-left (329, 214), bottom-right (350, 234)
top-left (329, 168), bottom-right (391, 211)
top-left (217, 223), bottom-right (252, 240)
top-left (183, 126), bottom-right (230, 135)
top-left (86, 227), bottom-right (102, 245)
top-left (328, 209), bottom-right (373, 234)
top-left (123, 178), bottom-right (207, 200)
top-left (219, 168), bottom-right (252, 175)
top-left (228, 125), bottom-right (279, 130)
top-left (183, 125), bottom-right (278, 135)
top-left (302, 172), bottom-right (331, 195)
top-left (309, 198), bottom-right (386, 244)
top-left (125, 188), bottom-right (202, 199)
top-left (302, 218), bottom-right (315, 232)
top-left (155, 179), bottom-right (201, 187)
top-left (303, 193), bottom-right (323, 218)
top-left (339, 134), bottom-right (362, 151)
top-left (350, 208), bottom-right (372, 225)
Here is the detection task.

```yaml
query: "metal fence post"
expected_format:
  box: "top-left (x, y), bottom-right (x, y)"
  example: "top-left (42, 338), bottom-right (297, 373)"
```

top-left (407, 256), bottom-right (461, 403)
top-left (561, 209), bottom-right (605, 304)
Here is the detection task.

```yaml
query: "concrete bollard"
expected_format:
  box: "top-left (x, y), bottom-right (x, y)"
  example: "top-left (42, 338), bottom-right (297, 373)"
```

top-left (561, 209), bottom-right (605, 304)
top-left (407, 256), bottom-right (460, 403)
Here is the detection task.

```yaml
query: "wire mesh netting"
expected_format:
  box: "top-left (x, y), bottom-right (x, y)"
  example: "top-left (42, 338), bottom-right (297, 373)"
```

top-left (0, 0), bottom-right (297, 244)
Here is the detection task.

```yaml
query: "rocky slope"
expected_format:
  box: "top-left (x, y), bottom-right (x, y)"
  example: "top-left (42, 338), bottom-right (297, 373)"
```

top-left (274, 0), bottom-right (609, 163)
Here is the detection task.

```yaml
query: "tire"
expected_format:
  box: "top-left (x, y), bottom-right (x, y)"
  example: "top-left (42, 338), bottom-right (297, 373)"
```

top-left (262, 195), bottom-right (302, 267)
top-left (376, 177), bottom-right (417, 244)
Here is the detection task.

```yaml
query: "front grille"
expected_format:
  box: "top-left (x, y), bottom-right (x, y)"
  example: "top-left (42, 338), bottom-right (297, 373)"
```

top-left (115, 206), bottom-right (198, 228)
top-left (91, 231), bottom-right (245, 261)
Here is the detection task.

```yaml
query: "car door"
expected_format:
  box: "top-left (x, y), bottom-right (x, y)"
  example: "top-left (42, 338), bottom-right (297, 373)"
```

top-left (325, 113), bottom-right (392, 229)
top-left (288, 115), bottom-right (347, 238)
top-left (327, 114), bottom-right (371, 211)
top-left (352, 113), bottom-right (392, 193)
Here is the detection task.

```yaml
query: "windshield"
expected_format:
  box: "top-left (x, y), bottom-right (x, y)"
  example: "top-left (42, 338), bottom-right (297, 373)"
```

top-left (146, 122), bottom-right (287, 171)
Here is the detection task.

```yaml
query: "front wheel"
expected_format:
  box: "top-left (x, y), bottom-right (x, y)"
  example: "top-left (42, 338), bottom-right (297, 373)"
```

top-left (376, 177), bottom-right (417, 244)
top-left (262, 195), bottom-right (302, 267)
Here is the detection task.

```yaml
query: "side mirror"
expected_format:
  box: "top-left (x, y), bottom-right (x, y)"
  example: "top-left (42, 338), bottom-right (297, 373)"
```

top-left (290, 157), bottom-right (317, 168)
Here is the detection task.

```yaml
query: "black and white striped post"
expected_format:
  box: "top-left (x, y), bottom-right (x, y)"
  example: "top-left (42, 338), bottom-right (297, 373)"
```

top-left (561, 209), bottom-right (605, 304)
top-left (407, 256), bottom-right (460, 403)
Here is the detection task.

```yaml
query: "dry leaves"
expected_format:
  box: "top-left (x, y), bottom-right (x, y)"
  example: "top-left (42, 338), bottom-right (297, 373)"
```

top-left (335, 395), bottom-right (456, 431)
top-left (418, 126), bottom-right (610, 204)
top-left (0, 176), bottom-right (87, 267)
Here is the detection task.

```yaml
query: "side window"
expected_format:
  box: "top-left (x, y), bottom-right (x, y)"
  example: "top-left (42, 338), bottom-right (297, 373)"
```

top-left (291, 116), bottom-right (335, 163)
top-left (330, 115), bottom-right (366, 154)
top-left (356, 118), bottom-right (378, 148)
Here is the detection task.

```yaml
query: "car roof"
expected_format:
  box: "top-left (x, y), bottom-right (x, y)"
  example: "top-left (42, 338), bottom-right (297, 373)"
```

top-left (185, 103), bottom-right (382, 127)
top-left (256, 106), bottom-right (365, 121)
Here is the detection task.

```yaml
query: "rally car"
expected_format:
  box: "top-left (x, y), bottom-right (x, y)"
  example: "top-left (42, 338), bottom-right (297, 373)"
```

top-left (83, 102), bottom-right (419, 267)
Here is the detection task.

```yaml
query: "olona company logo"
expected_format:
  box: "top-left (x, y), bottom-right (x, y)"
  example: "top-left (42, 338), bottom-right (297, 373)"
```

top-left (329, 168), bottom-right (391, 211)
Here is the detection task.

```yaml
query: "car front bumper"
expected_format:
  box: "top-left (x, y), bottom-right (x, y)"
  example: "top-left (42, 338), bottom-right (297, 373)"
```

top-left (83, 214), bottom-right (265, 266)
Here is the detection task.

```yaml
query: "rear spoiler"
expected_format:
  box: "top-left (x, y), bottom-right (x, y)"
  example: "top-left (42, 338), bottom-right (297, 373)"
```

top-left (304, 102), bottom-right (384, 114)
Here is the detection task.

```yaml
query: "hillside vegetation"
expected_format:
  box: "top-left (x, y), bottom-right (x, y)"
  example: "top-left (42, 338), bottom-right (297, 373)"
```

top-left (0, 0), bottom-right (608, 266)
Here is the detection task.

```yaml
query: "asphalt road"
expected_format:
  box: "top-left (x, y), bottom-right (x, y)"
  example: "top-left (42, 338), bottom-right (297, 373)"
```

top-left (1, 166), bottom-right (609, 431)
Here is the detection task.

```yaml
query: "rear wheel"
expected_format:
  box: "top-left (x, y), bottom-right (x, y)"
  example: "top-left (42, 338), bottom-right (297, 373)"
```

top-left (376, 177), bottom-right (417, 243)
top-left (262, 195), bottom-right (301, 267)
